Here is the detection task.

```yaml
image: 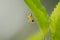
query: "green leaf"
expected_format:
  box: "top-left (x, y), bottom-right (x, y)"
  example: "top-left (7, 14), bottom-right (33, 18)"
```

top-left (50, 2), bottom-right (60, 40)
top-left (24, 0), bottom-right (49, 40)
top-left (26, 32), bottom-right (41, 40)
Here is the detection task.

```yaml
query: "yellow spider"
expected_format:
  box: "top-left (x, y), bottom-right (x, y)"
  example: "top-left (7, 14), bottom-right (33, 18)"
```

top-left (28, 14), bottom-right (34, 22)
